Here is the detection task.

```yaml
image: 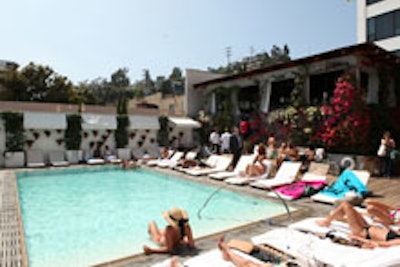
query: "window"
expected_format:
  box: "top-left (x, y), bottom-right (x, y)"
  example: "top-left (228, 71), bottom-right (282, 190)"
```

top-left (270, 79), bottom-right (294, 110)
top-left (310, 71), bottom-right (343, 105)
top-left (366, 0), bottom-right (384, 5)
top-left (367, 9), bottom-right (400, 42)
top-left (376, 12), bottom-right (394, 40)
top-left (396, 10), bottom-right (400, 35)
top-left (367, 18), bottom-right (376, 42)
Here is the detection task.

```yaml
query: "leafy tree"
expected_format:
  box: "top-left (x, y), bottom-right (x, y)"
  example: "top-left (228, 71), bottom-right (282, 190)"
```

top-left (0, 62), bottom-right (73, 103)
top-left (0, 65), bottom-right (29, 101)
top-left (169, 67), bottom-right (183, 81)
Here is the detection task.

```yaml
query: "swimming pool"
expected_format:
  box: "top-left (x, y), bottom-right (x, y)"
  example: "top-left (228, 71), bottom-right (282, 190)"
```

top-left (17, 166), bottom-right (293, 267)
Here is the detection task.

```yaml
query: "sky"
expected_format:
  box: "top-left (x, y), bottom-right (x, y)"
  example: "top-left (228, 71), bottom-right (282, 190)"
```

top-left (0, 0), bottom-right (356, 84)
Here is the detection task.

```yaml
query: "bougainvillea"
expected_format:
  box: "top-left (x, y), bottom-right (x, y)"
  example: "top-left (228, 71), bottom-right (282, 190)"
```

top-left (314, 73), bottom-right (371, 154)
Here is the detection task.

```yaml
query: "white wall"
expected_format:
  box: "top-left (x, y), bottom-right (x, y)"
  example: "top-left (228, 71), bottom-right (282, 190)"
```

top-left (185, 69), bottom-right (224, 117)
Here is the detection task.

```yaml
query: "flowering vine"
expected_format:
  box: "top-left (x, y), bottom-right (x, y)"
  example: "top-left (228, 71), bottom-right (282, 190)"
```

top-left (315, 73), bottom-right (371, 154)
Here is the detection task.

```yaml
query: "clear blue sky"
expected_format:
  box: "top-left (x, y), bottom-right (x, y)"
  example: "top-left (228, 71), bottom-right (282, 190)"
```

top-left (1, 0), bottom-right (356, 84)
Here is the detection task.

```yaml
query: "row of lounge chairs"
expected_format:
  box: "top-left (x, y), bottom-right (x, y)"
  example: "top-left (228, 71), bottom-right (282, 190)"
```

top-left (146, 150), bottom-right (371, 205)
top-left (149, 153), bottom-right (379, 266)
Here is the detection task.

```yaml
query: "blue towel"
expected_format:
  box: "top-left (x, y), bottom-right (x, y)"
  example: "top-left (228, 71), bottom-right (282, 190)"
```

top-left (320, 170), bottom-right (368, 198)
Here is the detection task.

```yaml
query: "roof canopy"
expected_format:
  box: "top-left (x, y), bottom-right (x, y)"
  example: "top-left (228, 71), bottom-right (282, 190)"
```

top-left (168, 117), bottom-right (201, 128)
top-left (23, 112), bottom-right (66, 129)
top-left (82, 113), bottom-right (117, 130)
top-left (129, 115), bottom-right (160, 130)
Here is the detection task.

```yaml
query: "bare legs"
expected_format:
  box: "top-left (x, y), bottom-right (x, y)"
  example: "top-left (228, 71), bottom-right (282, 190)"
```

top-left (317, 202), bottom-right (369, 236)
top-left (218, 236), bottom-right (272, 267)
top-left (148, 221), bottom-right (165, 244)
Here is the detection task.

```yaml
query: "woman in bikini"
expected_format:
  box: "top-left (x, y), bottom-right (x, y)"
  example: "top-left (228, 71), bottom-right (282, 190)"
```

top-left (143, 207), bottom-right (195, 254)
top-left (365, 199), bottom-right (400, 228)
top-left (317, 201), bottom-right (400, 248)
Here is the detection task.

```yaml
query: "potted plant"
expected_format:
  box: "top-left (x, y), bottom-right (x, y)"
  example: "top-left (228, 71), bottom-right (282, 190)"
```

top-left (65, 113), bottom-right (83, 164)
top-left (2, 112), bottom-right (25, 168)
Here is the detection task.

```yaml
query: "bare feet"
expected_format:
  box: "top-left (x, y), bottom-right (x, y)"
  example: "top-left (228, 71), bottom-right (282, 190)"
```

top-left (218, 236), bottom-right (231, 262)
top-left (143, 245), bottom-right (152, 255)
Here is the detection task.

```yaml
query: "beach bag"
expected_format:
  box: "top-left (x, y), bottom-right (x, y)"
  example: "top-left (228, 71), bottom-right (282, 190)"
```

top-left (377, 144), bottom-right (386, 157)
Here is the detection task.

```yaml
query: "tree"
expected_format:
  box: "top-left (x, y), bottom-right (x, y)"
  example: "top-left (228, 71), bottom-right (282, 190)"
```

top-left (169, 67), bottom-right (183, 81)
top-left (0, 65), bottom-right (29, 101)
top-left (0, 62), bottom-right (73, 103)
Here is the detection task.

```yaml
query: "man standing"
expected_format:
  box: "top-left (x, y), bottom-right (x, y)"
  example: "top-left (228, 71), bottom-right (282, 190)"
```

top-left (209, 128), bottom-right (220, 154)
top-left (220, 128), bottom-right (232, 154)
top-left (229, 127), bottom-right (243, 168)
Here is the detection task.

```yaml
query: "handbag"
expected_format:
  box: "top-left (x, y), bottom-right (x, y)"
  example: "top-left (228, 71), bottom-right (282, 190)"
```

top-left (377, 144), bottom-right (386, 157)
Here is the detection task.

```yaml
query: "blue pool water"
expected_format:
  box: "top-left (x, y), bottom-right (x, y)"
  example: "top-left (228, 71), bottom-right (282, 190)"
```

top-left (17, 166), bottom-right (292, 267)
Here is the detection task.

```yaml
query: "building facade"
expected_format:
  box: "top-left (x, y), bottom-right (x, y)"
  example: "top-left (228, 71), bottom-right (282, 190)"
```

top-left (357, 0), bottom-right (400, 55)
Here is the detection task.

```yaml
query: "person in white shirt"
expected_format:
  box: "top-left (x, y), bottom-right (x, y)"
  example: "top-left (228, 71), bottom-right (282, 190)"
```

top-left (220, 128), bottom-right (232, 154)
top-left (209, 128), bottom-right (220, 154)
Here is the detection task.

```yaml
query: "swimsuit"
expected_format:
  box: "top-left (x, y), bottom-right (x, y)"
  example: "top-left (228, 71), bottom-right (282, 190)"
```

top-left (364, 226), bottom-right (400, 241)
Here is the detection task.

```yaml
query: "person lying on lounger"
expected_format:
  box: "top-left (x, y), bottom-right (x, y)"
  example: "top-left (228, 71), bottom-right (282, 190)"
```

top-left (317, 201), bottom-right (400, 249)
top-left (365, 199), bottom-right (400, 227)
top-left (143, 207), bottom-right (195, 254)
top-left (218, 236), bottom-right (272, 267)
top-left (241, 144), bottom-right (268, 177)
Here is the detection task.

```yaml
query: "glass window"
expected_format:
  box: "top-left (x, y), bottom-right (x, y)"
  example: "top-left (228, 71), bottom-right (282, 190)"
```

top-left (395, 10), bottom-right (400, 35)
top-left (367, 18), bottom-right (376, 42)
top-left (376, 12), bottom-right (394, 40)
top-left (366, 0), bottom-right (384, 5)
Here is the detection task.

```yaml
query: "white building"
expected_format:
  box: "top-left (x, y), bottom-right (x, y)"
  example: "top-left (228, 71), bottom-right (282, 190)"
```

top-left (357, 0), bottom-right (400, 55)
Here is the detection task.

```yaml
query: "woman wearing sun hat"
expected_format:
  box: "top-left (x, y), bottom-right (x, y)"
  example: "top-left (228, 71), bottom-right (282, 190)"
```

top-left (143, 207), bottom-right (195, 254)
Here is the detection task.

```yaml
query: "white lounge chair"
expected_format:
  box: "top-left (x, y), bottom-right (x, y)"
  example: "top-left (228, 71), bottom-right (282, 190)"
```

top-left (157, 151), bottom-right (185, 168)
top-left (252, 218), bottom-right (400, 267)
top-left (224, 159), bottom-right (274, 186)
top-left (49, 151), bottom-right (69, 167)
top-left (182, 248), bottom-right (266, 267)
top-left (209, 154), bottom-right (256, 180)
top-left (26, 149), bottom-right (46, 168)
top-left (184, 155), bottom-right (232, 176)
top-left (146, 149), bottom-right (175, 166)
top-left (250, 162), bottom-right (302, 189)
top-left (266, 162), bottom-right (330, 200)
top-left (311, 170), bottom-right (370, 205)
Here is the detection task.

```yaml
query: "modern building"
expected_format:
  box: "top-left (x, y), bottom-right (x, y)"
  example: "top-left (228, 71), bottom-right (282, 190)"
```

top-left (357, 0), bottom-right (400, 55)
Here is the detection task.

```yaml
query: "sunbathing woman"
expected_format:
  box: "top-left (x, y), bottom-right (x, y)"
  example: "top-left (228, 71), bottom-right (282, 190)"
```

top-left (218, 236), bottom-right (272, 267)
top-left (143, 207), bottom-right (195, 254)
top-left (242, 143), bottom-right (268, 177)
top-left (365, 199), bottom-right (400, 228)
top-left (317, 201), bottom-right (400, 249)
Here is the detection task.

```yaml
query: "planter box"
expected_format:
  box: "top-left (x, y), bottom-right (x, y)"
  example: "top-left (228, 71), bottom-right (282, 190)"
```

top-left (4, 151), bottom-right (25, 168)
top-left (66, 150), bottom-right (83, 164)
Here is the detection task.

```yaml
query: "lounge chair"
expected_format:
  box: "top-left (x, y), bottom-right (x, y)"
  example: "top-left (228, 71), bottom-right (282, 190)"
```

top-left (157, 151), bottom-right (185, 168)
top-left (250, 162), bottom-right (302, 189)
top-left (49, 151), bottom-right (69, 167)
top-left (311, 169), bottom-right (370, 205)
top-left (146, 149), bottom-right (175, 166)
top-left (252, 218), bottom-right (400, 267)
top-left (181, 248), bottom-right (266, 267)
top-left (26, 149), bottom-right (46, 168)
top-left (224, 159), bottom-right (274, 186)
top-left (209, 154), bottom-right (256, 180)
top-left (184, 155), bottom-right (233, 176)
top-left (266, 162), bottom-right (330, 200)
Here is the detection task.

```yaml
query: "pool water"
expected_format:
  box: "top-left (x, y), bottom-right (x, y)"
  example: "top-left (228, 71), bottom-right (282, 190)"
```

top-left (17, 166), bottom-right (293, 267)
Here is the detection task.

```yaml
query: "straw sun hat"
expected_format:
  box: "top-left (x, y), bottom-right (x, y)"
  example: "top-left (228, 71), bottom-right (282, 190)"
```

top-left (163, 207), bottom-right (189, 227)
